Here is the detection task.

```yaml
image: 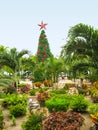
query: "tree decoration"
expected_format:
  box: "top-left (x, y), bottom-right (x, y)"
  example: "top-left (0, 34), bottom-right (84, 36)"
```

top-left (36, 22), bottom-right (52, 62)
top-left (38, 21), bottom-right (47, 30)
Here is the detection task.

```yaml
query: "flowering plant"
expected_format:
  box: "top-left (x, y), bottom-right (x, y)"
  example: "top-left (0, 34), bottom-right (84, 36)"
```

top-left (90, 113), bottom-right (98, 124)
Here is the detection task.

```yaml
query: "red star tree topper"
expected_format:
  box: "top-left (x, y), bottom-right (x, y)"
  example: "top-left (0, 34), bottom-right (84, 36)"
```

top-left (38, 21), bottom-right (47, 30)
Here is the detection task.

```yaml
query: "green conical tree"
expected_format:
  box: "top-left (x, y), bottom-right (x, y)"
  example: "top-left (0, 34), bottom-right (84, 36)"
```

top-left (36, 30), bottom-right (52, 62)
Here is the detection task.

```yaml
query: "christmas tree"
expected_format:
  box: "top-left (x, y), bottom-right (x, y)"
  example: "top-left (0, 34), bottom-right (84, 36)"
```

top-left (36, 21), bottom-right (52, 62)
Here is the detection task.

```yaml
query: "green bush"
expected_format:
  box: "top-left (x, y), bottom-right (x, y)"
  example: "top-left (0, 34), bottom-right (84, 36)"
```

top-left (88, 103), bottom-right (98, 114)
top-left (70, 94), bottom-right (89, 112)
top-left (50, 88), bottom-right (68, 95)
top-left (45, 96), bottom-right (70, 112)
top-left (38, 87), bottom-right (48, 93)
top-left (22, 113), bottom-right (43, 130)
top-left (9, 104), bottom-right (27, 117)
top-left (2, 94), bottom-right (27, 108)
top-left (29, 89), bottom-right (36, 96)
top-left (46, 94), bottom-right (89, 113)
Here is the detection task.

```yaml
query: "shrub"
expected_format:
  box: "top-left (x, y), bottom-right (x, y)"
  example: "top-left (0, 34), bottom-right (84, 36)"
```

top-left (29, 89), bottom-right (36, 96)
top-left (70, 94), bottom-right (89, 112)
top-left (43, 79), bottom-right (53, 87)
top-left (34, 82), bottom-right (42, 88)
top-left (37, 92), bottom-right (50, 107)
top-left (9, 104), bottom-right (27, 117)
top-left (22, 113), bottom-right (43, 130)
top-left (19, 84), bottom-right (30, 93)
top-left (43, 80), bottom-right (49, 86)
top-left (43, 111), bottom-right (84, 130)
top-left (50, 88), bottom-right (68, 95)
top-left (88, 103), bottom-right (98, 114)
top-left (2, 94), bottom-right (27, 108)
top-left (45, 96), bottom-right (70, 112)
top-left (38, 87), bottom-right (48, 93)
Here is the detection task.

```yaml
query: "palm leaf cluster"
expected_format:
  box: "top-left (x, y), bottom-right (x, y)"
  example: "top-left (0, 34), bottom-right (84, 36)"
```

top-left (61, 23), bottom-right (98, 81)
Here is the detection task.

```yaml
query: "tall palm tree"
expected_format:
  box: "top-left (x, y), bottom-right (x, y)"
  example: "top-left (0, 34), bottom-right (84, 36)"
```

top-left (61, 23), bottom-right (98, 81)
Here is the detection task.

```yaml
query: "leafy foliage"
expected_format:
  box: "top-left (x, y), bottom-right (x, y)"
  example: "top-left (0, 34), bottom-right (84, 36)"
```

top-left (70, 94), bottom-right (89, 112)
top-left (60, 23), bottom-right (98, 80)
top-left (19, 84), bottom-right (30, 93)
top-left (29, 89), bottom-right (36, 96)
top-left (22, 113), bottom-right (43, 130)
top-left (9, 103), bottom-right (27, 117)
top-left (45, 97), bottom-right (70, 112)
top-left (46, 94), bottom-right (89, 113)
top-left (2, 94), bottom-right (27, 108)
top-left (37, 92), bottom-right (50, 107)
top-left (43, 111), bottom-right (84, 130)
top-left (88, 104), bottom-right (98, 114)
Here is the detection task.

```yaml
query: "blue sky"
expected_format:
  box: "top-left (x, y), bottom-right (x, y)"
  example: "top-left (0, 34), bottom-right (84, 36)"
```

top-left (0, 0), bottom-right (98, 57)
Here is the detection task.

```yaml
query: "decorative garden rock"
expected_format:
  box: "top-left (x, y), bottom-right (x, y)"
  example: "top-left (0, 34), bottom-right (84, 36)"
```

top-left (28, 98), bottom-right (40, 113)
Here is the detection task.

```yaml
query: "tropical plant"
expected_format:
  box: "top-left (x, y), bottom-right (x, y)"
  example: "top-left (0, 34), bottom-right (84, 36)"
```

top-left (37, 92), bottom-right (50, 107)
top-left (0, 47), bottom-right (30, 88)
top-left (60, 23), bottom-right (98, 81)
top-left (45, 96), bottom-right (70, 112)
top-left (70, 94), bottom-right (89, 112)
top-left (22, 113), bottom-right (43, 130)
top-left (2, 94), bottom-right (27, 108)
top-left (29, 89), bottom-right (36, 96)
top-left (43, 111), bottom-right (84, 130)
top-left (9, 103), bottom-right (27, 117)
top-left (44, 56), bottom-right (64, 83)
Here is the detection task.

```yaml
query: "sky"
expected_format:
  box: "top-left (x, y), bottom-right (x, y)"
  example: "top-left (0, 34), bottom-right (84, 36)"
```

top-left (0, 0), bottom-right (98, 57)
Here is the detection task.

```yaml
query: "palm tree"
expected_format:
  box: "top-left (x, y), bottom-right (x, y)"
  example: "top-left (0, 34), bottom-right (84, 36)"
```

top-left (44, 56), bottom-right (64, 83)
top-left (61, 23), bottom-right (98, 81)
top-left (0, 47), bottom-right (30, 87)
